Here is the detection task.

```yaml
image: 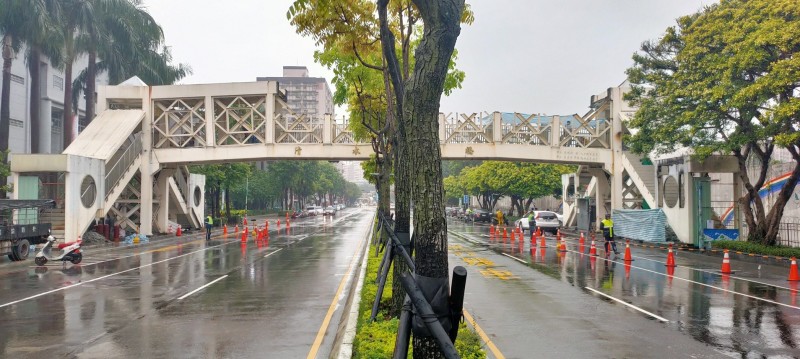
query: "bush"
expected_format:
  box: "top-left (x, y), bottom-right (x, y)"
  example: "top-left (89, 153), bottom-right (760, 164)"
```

top-left (711, 240), bottom-right (800, 258)
top-left (353, 222), bottom-right (486, 358)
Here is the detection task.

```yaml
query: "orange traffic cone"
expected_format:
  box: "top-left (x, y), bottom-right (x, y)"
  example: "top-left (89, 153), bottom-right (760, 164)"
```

top-left (176, 225), bottom-right (182, 237)
top-left (277, 219), bottom-right (281, 227)
top-left (235, 224), bottom-right (239, 233)
top-left (589, 239), bottom-right (597, 256)
top-left (665, 243), bottom-right (676, 267)
top-left (243, 217), bottom-right (248, 226)
top-left (510, 230), bottom-right (516, 242)
top-left (579, 232), bottom-right (585, 245)
top-left (720, 250), bottom-right (733, 274)
top-left (241, 230), bottom-right (247, 242)
top-left (490, 225), bottom-right (495, 235)
top-left (503, 228), bottom-right (508, 239)
top-left (558, 238), bottom-right (567, 252)
top-left (624, 240), bottom-right (633, 262)
top-left (788, 257), bottom-right (800, 281)
top-left (223, 224), bottom-right (228, 235)
top-left (540, 233), bottom-right (546, 247)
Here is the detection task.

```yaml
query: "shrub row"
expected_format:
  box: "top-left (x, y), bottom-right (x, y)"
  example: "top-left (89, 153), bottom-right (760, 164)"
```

top-left (711, 240), bottom-right (800, 259)
top-left (352, 228), bottom-right (486, 358)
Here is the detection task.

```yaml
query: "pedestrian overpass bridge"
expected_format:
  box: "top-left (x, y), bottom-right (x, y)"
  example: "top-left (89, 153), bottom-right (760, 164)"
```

top-left (11, 80), bottom-right (726, 245)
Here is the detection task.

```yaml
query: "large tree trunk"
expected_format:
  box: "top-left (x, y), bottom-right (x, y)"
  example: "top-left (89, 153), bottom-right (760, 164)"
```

top-left (403, 1), bottom-right (463, 356)
top-left (85, 49), bottom-right (97, 123)
top-left (29, 47), bottom-right (41, 153)
top-left (389, 69), bottom-right (410, 317)
top-left (63, 55), bottom-right (74, 150)
top-left (1, 34), bottom-right (12, 153)
top-left (0, 34), bottom-right (13, 199)
top-left (734, 145), bottom-right (772, 243)
top-left (763, 156), bottom-right (800, 245)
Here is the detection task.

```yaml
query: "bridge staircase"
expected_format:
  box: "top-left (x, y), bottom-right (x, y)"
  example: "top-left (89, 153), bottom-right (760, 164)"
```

top-left (621, 151), bottom-right (657, 209)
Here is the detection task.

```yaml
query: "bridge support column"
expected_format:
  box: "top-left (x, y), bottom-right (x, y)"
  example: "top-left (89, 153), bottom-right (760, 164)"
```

top-left (609, 87), bottom-right (625, 213)
top-left (586, 168), bottom-right (610, 230)
top-left (155, 168), bottom-right (175, 233)
top-left (139, 99), bottom-right (154, 236)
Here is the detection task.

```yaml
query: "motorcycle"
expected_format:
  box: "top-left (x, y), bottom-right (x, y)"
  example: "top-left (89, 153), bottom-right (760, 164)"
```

top-left (34, 235), bottom-right (82, 266)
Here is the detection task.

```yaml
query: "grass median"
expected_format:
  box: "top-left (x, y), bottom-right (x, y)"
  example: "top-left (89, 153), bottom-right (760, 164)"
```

top-left (352, 233), bottom-right (485, 358)
top-left (711, 240), bottom-right (800, 259)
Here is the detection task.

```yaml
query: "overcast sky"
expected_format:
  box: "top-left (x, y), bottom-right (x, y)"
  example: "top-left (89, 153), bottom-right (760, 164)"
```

top-left (143, 0), bottom-right (714, 116)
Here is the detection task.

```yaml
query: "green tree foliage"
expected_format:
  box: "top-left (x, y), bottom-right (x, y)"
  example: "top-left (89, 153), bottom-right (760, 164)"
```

top-left (191, 163), bottom-right (251, 219)
top-left (226, 161), bottom-right (362, 213)
top-left (625, 0), bottom-right (800, 245)
top-left (448, 161), bottom-right (574, 215)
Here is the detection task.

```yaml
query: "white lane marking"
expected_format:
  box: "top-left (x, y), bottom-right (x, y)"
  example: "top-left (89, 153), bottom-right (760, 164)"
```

top-left (550, 242), bottom-right (800, 311)
top-left (178, 275), bottom-right (229, 300)
top-left (585, 287), bottom-right (670, 322)
top-left (559, 236), bottom-right (800, 294)
top-left (264, 249), bottom-right (283, 258)
top-left (0, 241), bottom-right (233, 309)
top-left (502, 253), bottom-right (527, 264)
top-left (452, 230), bottom-right (800, 311)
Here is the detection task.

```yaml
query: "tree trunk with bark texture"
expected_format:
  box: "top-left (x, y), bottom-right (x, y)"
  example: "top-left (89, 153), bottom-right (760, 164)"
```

top-left (85, 50), bottom-right (97, 123)
top-left (63, 58), bottom-right (74, 150)
top-left (390, 73), bottom-right (410, 317)
top-left (403, 0), bottom-right (463, 356)
top-left (29, 47), bottom-right (41, 153)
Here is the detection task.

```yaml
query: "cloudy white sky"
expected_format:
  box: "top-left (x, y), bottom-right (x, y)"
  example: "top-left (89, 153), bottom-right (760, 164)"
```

top-left (143, 0), bottom-right (714, 116)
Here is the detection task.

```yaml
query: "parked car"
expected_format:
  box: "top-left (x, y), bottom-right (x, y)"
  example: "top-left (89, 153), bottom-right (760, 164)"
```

top-left (516, 211), bottom-right (560, 234)
top-left (323, 206), bottom-right (337, 216)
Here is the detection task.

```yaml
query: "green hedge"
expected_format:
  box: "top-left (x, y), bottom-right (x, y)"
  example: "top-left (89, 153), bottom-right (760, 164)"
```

top-left (711, 240), bottom-right (800, 259)
top-left (353, 229), bottom-right (486, 358)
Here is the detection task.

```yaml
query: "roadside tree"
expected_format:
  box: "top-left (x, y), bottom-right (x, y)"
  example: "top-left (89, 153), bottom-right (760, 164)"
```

top-left (626, 0), bottom-right (800, 245)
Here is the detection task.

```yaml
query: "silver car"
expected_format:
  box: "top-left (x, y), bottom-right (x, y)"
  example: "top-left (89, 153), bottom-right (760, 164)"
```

top-left (516, 211), bottom-right (560, 234)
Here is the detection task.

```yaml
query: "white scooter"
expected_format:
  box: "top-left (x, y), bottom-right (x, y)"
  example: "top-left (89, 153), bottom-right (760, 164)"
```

top-left (34, 235), bottom-right (82, 266)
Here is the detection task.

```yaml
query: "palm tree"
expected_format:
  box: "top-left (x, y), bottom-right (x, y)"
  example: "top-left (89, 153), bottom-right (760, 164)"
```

top-left (57, 0), bottom-right (96, 149)
top-left (25, 1), bottom-right (62, 153)
top-left (72, 0), bottom-right (190, 121)
top-left (0, 0), bottom-right (61, 200)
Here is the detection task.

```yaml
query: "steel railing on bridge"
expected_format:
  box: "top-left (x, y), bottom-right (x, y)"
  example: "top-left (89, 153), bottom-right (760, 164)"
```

top-left (105, 133), bottom-right (143, 199)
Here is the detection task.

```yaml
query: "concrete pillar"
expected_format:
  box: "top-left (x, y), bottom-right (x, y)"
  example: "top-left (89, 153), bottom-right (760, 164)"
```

top-left (609, 88), bottom-right (624, 212)
top-left (39, 99), bottom-right (52, 153)
top-left (265, 91), bottom-right (275, 144)
top-left (139, 90), bottom-right (153, 235)
top-left (550, 115), bottom-right (560, 147)
top-left (323, 113), bottom-right (332, 144)
top-left (205, 95), bottom-right (214, 146)
top-left (438, 113), bottom-right (446, 144)
top-left (492, 112), bottom-right (502, 143)
top-left (155, 168), bottom-right (175, 233)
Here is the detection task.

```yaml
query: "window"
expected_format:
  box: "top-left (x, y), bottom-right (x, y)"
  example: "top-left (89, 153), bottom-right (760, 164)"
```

top-left (53, 75), bottom-right (64, 90)
top-left (11, 74), bottom-right (24, 85)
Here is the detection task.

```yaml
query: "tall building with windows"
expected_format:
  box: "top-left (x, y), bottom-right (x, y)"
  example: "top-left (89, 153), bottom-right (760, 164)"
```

top-left (0, 42), bottom-right (106, 155)
top-left (256, 66), bottom-right (334, 119)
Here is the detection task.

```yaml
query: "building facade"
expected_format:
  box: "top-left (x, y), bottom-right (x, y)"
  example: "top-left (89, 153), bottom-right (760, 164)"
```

top-left (1, 42), bottom-right (106, 155)
top-left (256, 66), bottom-right (334, 119)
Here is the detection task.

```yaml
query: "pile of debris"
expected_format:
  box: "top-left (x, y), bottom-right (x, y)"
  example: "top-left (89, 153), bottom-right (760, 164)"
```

top-left (82, 231), bottom-right (110, 245)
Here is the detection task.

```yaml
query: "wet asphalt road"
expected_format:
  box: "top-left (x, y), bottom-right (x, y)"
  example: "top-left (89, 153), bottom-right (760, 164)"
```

top-left (0, 208), bottom-right (372, 359)
top-left (449, 220), bottom-right (800, 358)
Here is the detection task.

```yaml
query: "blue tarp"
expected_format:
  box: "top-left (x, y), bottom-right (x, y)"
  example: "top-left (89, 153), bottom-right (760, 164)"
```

top-left (613, 209), bottom-right (667, 242)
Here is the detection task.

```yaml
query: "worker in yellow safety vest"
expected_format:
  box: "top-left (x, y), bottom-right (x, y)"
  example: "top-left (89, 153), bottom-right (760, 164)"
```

top-left (599, 213), bottom-right (619, 255)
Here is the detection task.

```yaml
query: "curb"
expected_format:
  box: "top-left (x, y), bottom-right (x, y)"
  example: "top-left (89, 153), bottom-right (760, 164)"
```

top-left (334, 212), bottom-right (375, 358)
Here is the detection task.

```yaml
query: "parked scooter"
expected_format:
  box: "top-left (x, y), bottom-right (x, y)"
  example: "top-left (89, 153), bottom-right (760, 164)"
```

top-left (34, 235), bottom-right (82, 266)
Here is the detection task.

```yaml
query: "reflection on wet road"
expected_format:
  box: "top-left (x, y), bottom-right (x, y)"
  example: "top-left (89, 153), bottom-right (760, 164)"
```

top-left (0, 209), bottom-right (372, 358)
top-left (449, 220), bottom-right (800, 358)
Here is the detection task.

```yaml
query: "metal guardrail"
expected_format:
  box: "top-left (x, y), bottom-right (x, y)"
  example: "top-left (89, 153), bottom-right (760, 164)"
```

top-left (371, 211), bottom-right (465, 359)
top-left (105, 134), bottom-right (143, 198)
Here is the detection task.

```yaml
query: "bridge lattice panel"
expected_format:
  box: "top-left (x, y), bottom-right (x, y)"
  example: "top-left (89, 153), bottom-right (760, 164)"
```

top-left (442, 113), bottom-right (492, 144)
top-left (501, 113), bottom-right (551, 146)
top-left (152, 98), bottom-right (207, 148)
top-left (214, 96), bottom-right (267, 145)
top-left (275, 111), bottom-right (322, 144)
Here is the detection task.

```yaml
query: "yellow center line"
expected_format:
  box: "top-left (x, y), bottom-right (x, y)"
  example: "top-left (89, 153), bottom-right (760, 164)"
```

top-left (463, 309), bottom-right (505, 359)
top-left (307, 230), bottom-right (366, 358)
